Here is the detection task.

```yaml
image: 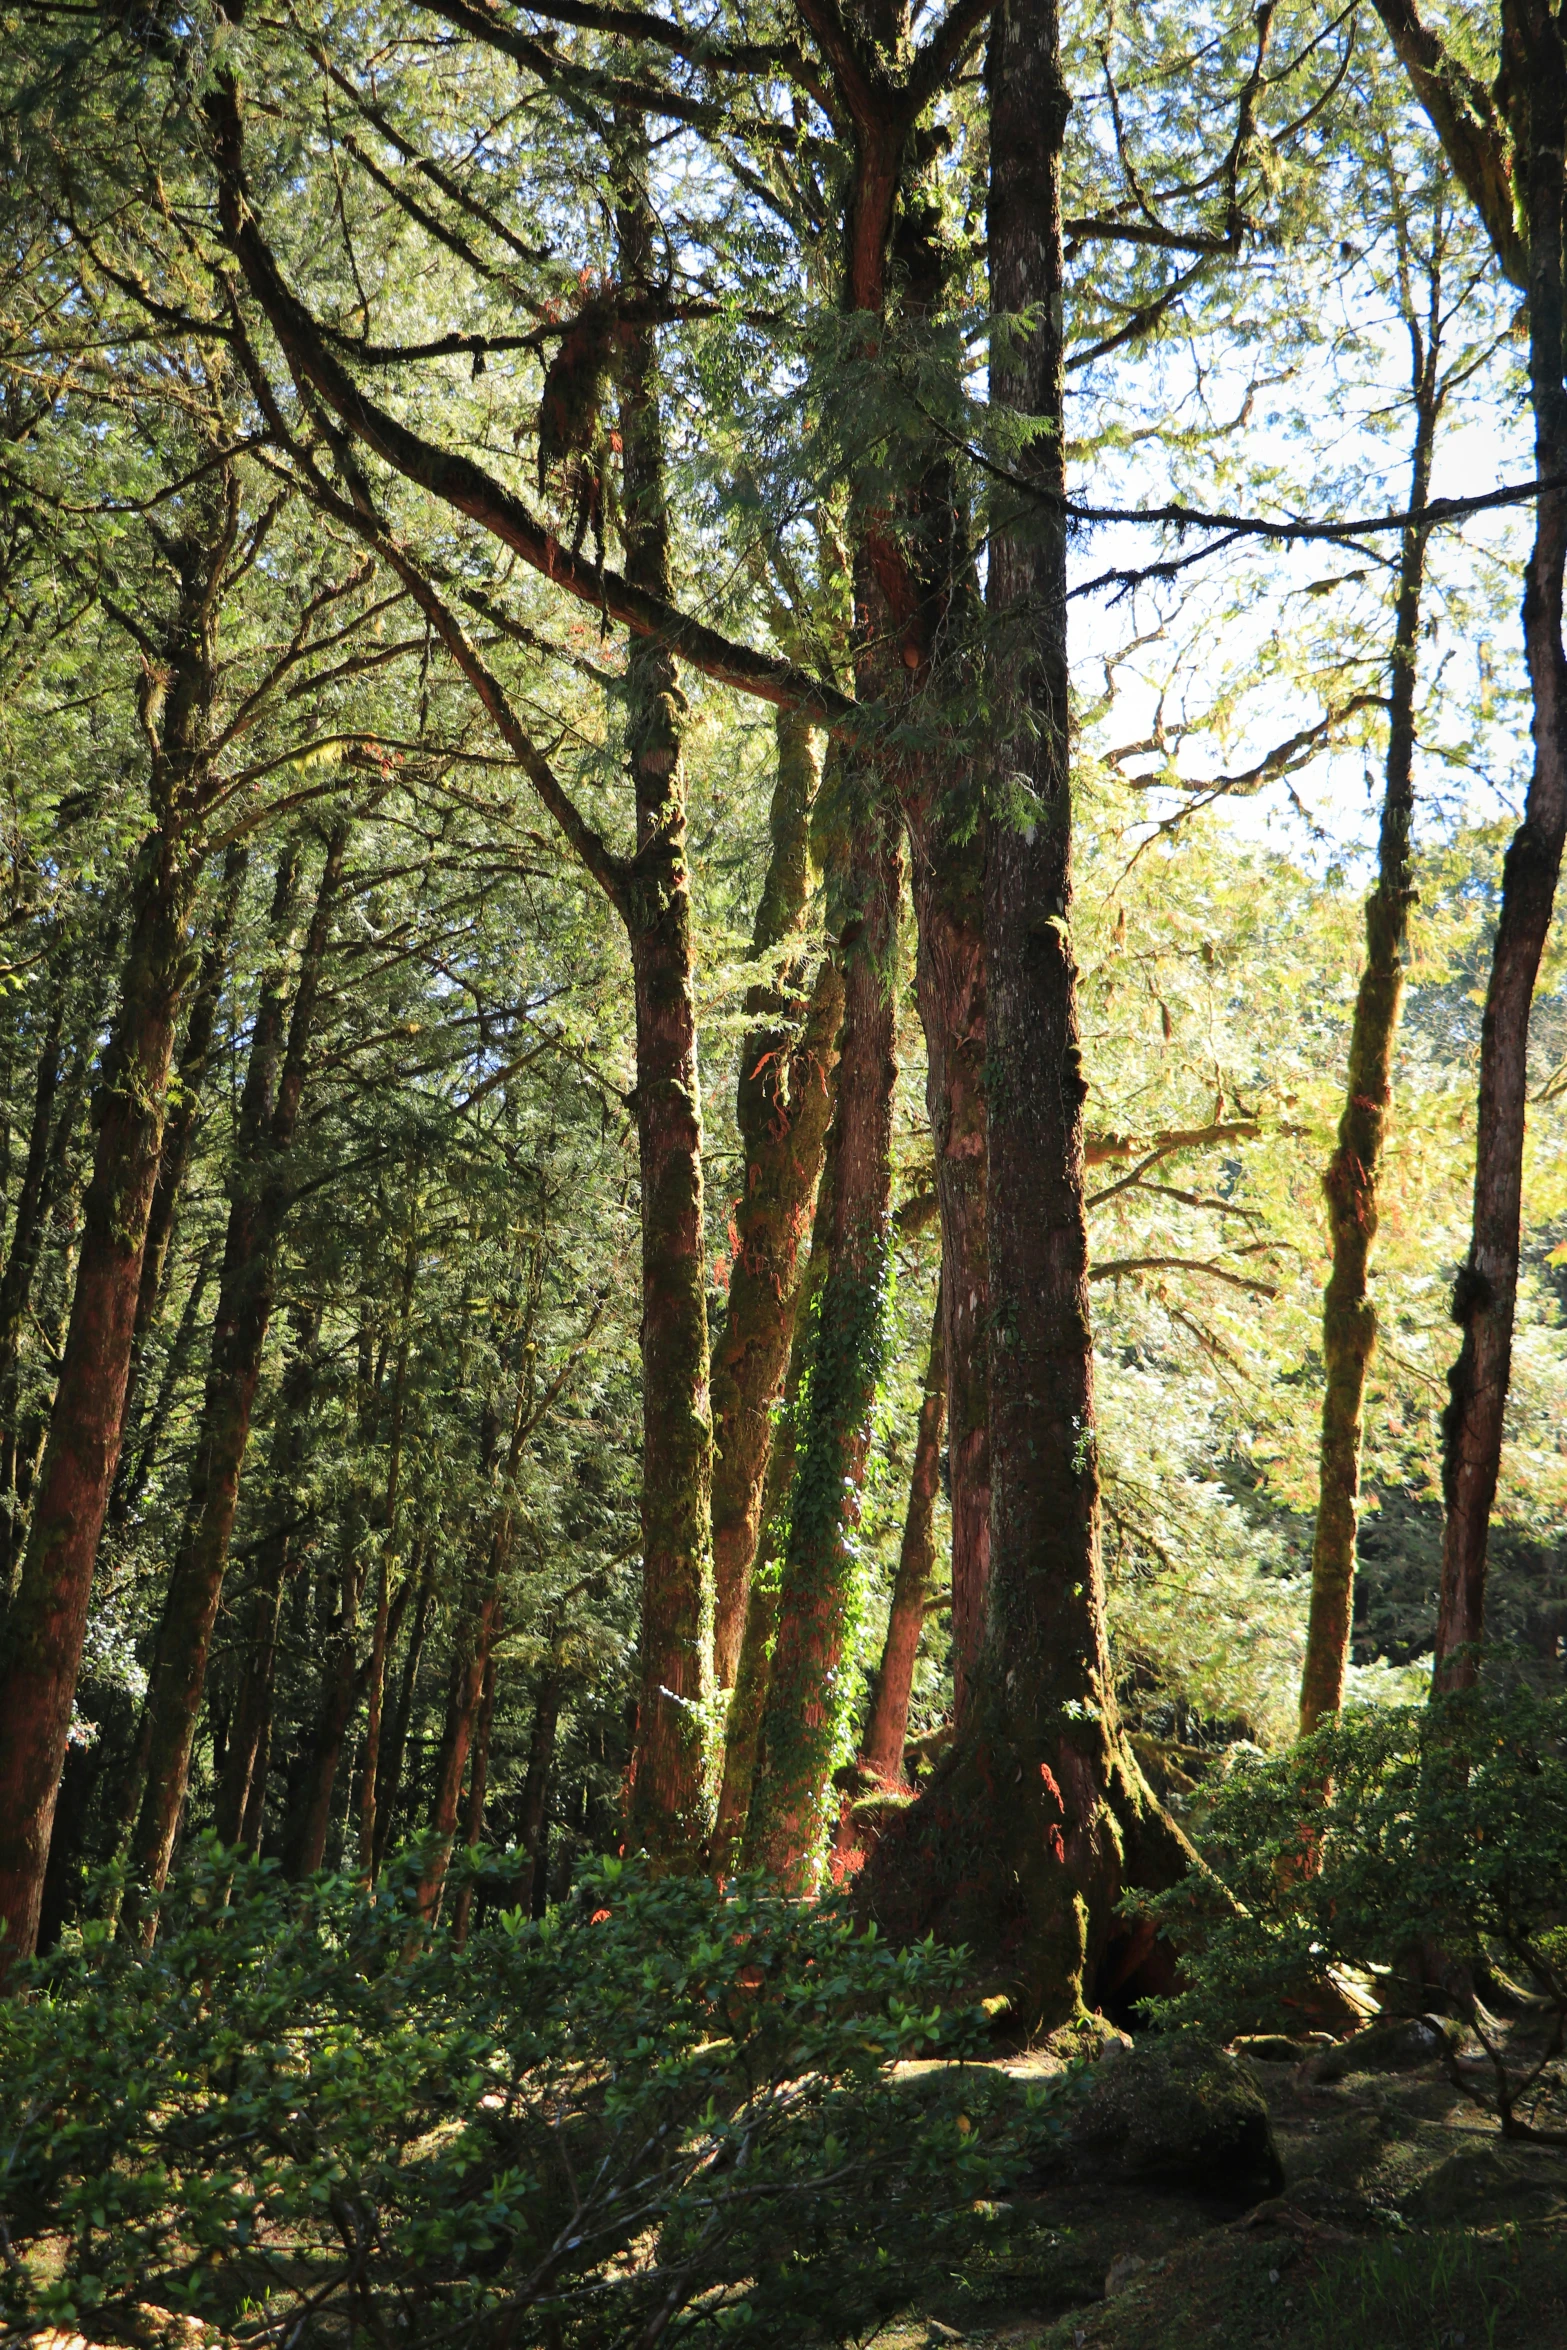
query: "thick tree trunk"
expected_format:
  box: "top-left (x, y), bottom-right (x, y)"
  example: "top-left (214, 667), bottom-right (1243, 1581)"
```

top-left (857, 0), bottom-right (1190, 2030)
top-left (743, 784), bottom-right (902, 1889)
top-left (860, 1279), bottom-right (946, 1782)
top-left (1434, 57), bottom-right (1567, 1692)
top-left (617, 153), bottom-right (716, 1862)
top-left (214, 1302), bottom-right (321, 1850)
top-left (1299, 360), bottom-right (1437, 1731)
top-left (711, 710), bottom-right (841, 1685)
top-left (129, 825), bottom-right (345, 1909)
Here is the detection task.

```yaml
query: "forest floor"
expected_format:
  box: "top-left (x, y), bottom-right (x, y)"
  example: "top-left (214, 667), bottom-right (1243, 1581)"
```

top-left (872, 2020), bottom-right (1567, 2350)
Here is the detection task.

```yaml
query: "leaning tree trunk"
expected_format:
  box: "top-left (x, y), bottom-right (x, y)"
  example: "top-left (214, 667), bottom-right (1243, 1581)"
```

top-left (856, 0), bottom-right (1190, 2030)
top-left (743, 776), bottom-right (902, 1889)
top-left (0, 501), bottom-right (228, 1959)
top-left (711, 709), bottom-right (842, 1686)
top-left (1299, 361), bottom-right (1438, 1732)
top-left (129, 824), bottom-right (345, 1912)
top-left (1434, 58), bottom-right (1567, 1692)
top-left (616, 149), bottom-right (716, 1862)
top-left (860, 1277), bottom-right (947, 1783)
top-left (709, 1134), bottom-right (834, 1872)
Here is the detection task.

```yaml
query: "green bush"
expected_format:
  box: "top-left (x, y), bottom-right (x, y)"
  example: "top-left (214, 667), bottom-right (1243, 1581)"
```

top-left (1141, 1687), bottom-right (1567, 2136)
top-left (0, 1841), bottom-right (1050, 2346)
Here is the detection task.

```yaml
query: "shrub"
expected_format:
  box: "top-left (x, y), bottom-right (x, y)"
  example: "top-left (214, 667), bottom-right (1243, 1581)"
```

top-left (1141, 1687), bottom-right (1567, 2139)
top-left (0, 1840), bottom-right (1046, 2346)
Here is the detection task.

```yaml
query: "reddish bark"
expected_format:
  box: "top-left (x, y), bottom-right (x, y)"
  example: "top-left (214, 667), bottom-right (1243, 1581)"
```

top-left (0, 484), bottom-right (235, 1962)
top-left (129, 824), bottom-right (346, 1910)
top-left (856, 0), bottom-right (1190, 2028)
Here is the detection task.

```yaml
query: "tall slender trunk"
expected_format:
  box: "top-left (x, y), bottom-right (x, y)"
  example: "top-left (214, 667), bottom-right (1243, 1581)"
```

top-left (1434, 47), bottom-right (1567, 1691)
top-left (1299, 332), bottom-right (1439, 1731)
top-left (417, 1578), bottom-right (502, 1919)
top-left (860, 1278), bottom-right (946, 1782)
top-left (451, 1653), bottom-right (496, 1945)
top-left (214, 1303), bottom-right (321, 1850)
top-left (711, 711), bottom-right (841, 1685)
top-left (710, 1137), bottom-right (834, 1872)
top-left (907, 806), bottom-right (988, 1718)
top-left (109, 1234), bottom-right (221, 1535)
top-left (0, 981), bottom-right (66, 1392)
top-left (616, 147), bottom-right (715, 1860)
top-left (516, 1664), bottom-right (561, 1916)
top-left (744, 781), bottom-right (902, 1889)
top-left (857, 0), bottom-right (1189, 2028)
top-left (285, 1518), bottom-right (370, 1880)
top-left (129, 824), bottom-right (346, 1908)
top-left (112, 843), bottom-right (249, 1496)
top-left (372, 1539), bottom-right (437, 1874)
top-left (0, 492), bottom-right (233, 1961)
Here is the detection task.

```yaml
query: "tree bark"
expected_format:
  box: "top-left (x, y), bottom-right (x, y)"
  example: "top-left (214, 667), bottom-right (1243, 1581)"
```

top-left (709, 1136), bottom-right (834, 1874)
top-left (129, 823), bottom-right (346, 1910)
top-left (743, 783), bottom-right (903, 1889)
top-left (1433, 25), bottom-right (1567, 1692)
top-left (0, 486), bottom-right (233, 1962)
top-left (1299, 302), bottom-right (1438, 1732)
top-left (371, 1539), bottom-right (437, 1875)
top-left (856, 0), bottom-right (1190, 2030)
top-left (451, 1651), bottom-right (496, 1945)
top-left (616, 145), bottom-right (716, 1862)
top-left (110, 842), bottom-right (248, 1506)
top-left (860, 1277), bottom-right (946, 1782)
top-left (711, 710), bottom-right (841, 1686)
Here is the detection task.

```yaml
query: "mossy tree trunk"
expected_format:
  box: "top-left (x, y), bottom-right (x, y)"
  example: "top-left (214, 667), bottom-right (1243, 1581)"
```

top-left (710, 1133), bottom-right (835, 1872)
top-left (743, 771), bottom-right (902, 1890)
top-left (857, 0), bottom-right (1191, 2030)
top-left (616, 145), bottom-right (716, 1861)
top-left (1434, 28), bottom-right (1567, 1693)
top-left (711, 709), bottom-right (842, 1687)
top-left (0, 479), bottom-right (236, 1963)
top-left (128, 821), bottom-right (347, 1914)
top-left (1299, 269), bottom-right (1441, 1733)
top-left (860, 1277), bottom-right (946, 1783)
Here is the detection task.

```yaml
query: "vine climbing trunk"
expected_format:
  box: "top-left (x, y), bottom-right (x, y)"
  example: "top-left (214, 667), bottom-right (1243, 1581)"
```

top-left (711, 709), bottom-right (841, 1686)
top-left (0, 479), bottom-right (236, 1964)
top-left (616, 141), bottom-right (716, 1861)
top-left (1299, 314), bottom-right (1439, 1733)
top-left (743, 776), bottom-right (902, 1889)
top-left (128, 822), bottom-right (346, 1914)
top-left (1434, 20), bottom-right (1567, 1692)
top-left (857, 0), bottom-right (1190, 2029)
top-left (860, 1278), bottom-right (946, 1783)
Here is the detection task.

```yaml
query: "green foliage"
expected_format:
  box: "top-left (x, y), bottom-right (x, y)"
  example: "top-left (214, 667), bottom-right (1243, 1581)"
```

top-left (0, 1843), bottom-right (1052, 2347)
top-left (1143, 1689), bottom-right (1567, 2134)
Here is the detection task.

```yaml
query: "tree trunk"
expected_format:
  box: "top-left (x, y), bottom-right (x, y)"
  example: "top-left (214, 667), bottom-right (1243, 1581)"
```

top-left (372, 1539), bottom-right (437, 1875)
top-left (416, 1577), bottom-right (502, 1920)
top-left (285, 1521), bottom-right (370, 1880)
top-left (129, 824), bottom-right (345, 1909)
top-left (856, 0), bottom-right (1190, 2030)
top-left (451, 1652), bottom-right (496, 1945)
top-left (1434, 51), bottom-right (1567, 1692)
top-left (709, 1139), bottom-right (834, 1874)
top-left (860, 1277), bottom-right (946, 1782)
top-left (516, 1662), bottom-right (561, 1915)
top-left (711, 709), bottom-right (841, 1685)
top-left (1299, 340), bottom-right (1438, 1732)
top-left (0, 487), bottom-right (230, 1957)
top-left (616, 146), bottom-right (716, 1862)
top-left (111, 843), bottom-right (248, 1496)
top-left (108, 1234), bottom-right (220, 1535)
top-left (743, 783), bottom-right (902, 1889)
top-left (214, 1302), bottom-right (321, 1850)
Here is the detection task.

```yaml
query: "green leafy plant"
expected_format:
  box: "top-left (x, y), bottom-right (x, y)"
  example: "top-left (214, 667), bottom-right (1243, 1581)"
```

top-left (1142, 1688), bottom-right (1567, 2140)
top-left (0, 1840), bottom-right (1054, 2347)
